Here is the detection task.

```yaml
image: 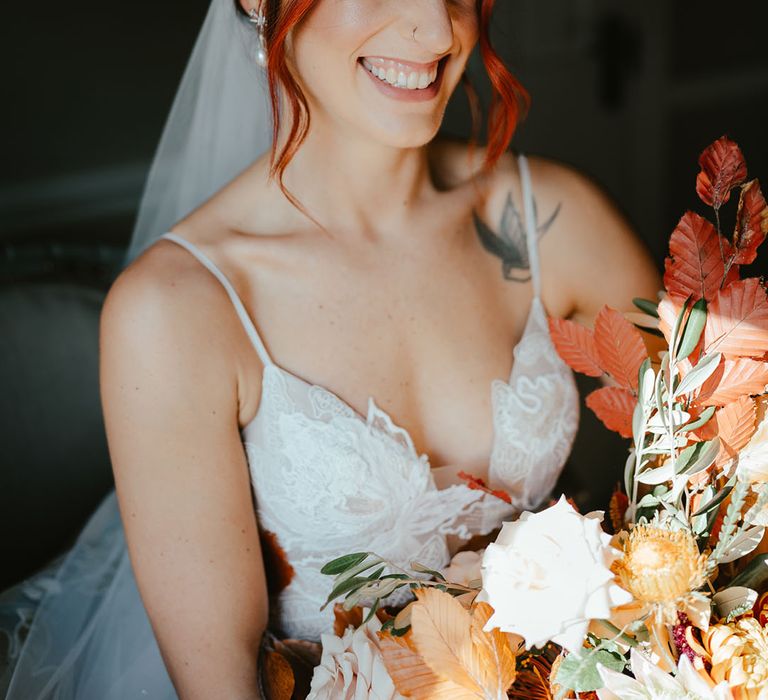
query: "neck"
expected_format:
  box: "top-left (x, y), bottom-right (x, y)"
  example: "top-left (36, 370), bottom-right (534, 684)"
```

top-left (274, 117), bottom-right (438, 238)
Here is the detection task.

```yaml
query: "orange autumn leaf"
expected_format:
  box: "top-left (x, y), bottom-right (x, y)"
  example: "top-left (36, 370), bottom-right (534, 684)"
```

top-left (378, 630), bottom-right (473, 699)
top-left (733, 179), bottom-right (768, 265)
top-left (696, 357), bottom-right (768, 406)
top-left (704, 278), bottom-right (768, 358)
top-left (657, 295), bottom-right (681, 346)
top-left (714, 396), bottom-right (757, 472)
top-left (378, 588), bottom-right (516, 700)
top-left (262, 650), bottom-right (295, 700)
top-left (663, 211), bottom-right (739, 303)
top-left (594, 307), bottom-right (647, 391)
top-left (548, 317), bottom-right (604, 377)
top-left (469, 602), bottom-right (518, 697)
top-left (696, 135), bottom-right (748, 209)
top-left (585, 386), bottom-right (636, 438)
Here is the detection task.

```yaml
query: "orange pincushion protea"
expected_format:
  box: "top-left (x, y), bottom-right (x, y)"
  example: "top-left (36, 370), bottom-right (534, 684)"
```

top-left (612, 525), bottom-right (708, 624)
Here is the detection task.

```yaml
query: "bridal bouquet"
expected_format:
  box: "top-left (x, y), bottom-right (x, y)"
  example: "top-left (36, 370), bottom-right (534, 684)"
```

top-left (261, 136), bottom-right (768, 700)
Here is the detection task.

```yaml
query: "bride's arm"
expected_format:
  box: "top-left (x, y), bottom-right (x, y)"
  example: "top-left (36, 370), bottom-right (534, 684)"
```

top-left (99, 255), bottom-right (268, 700)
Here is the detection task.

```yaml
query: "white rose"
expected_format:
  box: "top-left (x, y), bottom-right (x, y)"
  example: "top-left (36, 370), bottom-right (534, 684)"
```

top-left (479, 495), bottom-right (632, 653)
top-left (442, 549), bottom-right (485, 587)
top-left (307, 613), bottom-right (403, 700)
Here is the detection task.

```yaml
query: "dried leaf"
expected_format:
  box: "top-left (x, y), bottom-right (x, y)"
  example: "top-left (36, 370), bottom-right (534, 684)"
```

top-left (262, 650), bottom-right (295, 700)
top-left (657, 295), bottom-right (681, 346)
top-left (733, 179), bottom-right (768, 265)
top-left (378, 630), bottom-right (474, 699)
top-left (410, 588), bottom-right (481, 692)
top-left (585, 386), bottom-right (636, 438)
top-left (469, 602), bottom-right (518, 696)
top-left (705, 278), bottom-right (768, 358)
top-left (714, 396), bottom-right (757, 471)
top-left (594, 306), bottom-right (647, 391)
top-left (696, 135), bottom-right (748, 209)
top-left (548, 317), bottom-right (604, 377)
top-left (663, 212), bottom-right (739, 302)
top-left (259, 529), bottom-right (295, 596)
top-left (609, 485), bottom-right (629, 532)
top-left (697, 357), bottom-right (768, 406)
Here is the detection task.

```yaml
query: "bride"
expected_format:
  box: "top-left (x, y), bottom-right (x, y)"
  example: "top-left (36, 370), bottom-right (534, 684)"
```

top-left (1, 0), bottom-right (661, 697)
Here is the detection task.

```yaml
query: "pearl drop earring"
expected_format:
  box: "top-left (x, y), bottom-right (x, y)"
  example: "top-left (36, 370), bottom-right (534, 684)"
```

top-left (248, 2), bottom-right (267, 67)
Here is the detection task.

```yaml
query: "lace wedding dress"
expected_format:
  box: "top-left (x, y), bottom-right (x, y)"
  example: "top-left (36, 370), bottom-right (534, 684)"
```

top-left (0, 153), bottom-right (579, 698)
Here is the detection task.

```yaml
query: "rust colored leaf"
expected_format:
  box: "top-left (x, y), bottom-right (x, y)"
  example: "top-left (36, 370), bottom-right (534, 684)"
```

top-left (585, 386), bottom-right (636, 438)
top-left (609, 485), bottom-right (629, 533)
top-left (696, 135), bottom-right (748, 209)
top-left (262, 651), bottom-right (295, 700)
top-left (378, 630), bottom-right (474, 699)
top-left (663, 212), bottom-right (740, 302)
top-left (259, 528), bottom-right (295, 596)
top-left (548, 317), bottom-right (604, 377)
top-left (457, 470), bottom-right (512, 504)
top-left (332, 604), bottom-right (388, 637)
top-left (594, 307), bottom-right (647, 391)
top-left (733, 179), bottom-right (768, 265)
top-left (704, 278), bottom-right (768, 358)
top-left (697, 357), bottom-right (768, 406)
top-left (714, 396), bottom-right (757, 472)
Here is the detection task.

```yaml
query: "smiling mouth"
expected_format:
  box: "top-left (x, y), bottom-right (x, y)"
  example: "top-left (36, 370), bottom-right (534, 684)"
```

top-left (359, 56), bottom-right (445, 91)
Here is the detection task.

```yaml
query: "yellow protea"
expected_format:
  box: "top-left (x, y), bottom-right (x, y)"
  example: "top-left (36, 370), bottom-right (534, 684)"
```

top-left (612, 525), bottom-right (708, 624)
top-left (699, 618), bottom-right (768, 699)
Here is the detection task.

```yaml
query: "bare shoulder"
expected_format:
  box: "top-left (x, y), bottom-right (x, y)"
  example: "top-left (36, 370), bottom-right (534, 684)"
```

top-left (461, 146), bottom-right (661, 321)
top-left (100, 239), bottom-right (240, 397)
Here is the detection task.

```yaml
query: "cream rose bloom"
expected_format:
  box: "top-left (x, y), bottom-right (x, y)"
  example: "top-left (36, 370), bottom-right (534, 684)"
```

top-left (307, 613), bottom-right (403, 700)
top-left (442, 549), bottom-right (485, 587)
top-left (478, 496), bottom-right (632, 653)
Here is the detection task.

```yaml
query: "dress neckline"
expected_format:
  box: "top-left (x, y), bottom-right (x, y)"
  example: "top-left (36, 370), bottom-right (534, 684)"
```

top-left (240, 295), bottom-right (545, 475)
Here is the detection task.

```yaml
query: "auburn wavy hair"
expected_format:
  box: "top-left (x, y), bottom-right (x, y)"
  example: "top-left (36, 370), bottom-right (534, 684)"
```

top-left (235, 0), bottom-right (529, 189)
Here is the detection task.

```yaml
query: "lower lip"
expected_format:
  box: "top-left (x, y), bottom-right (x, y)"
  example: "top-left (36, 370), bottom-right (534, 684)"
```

top-left (359, 58), bottom-right (446, 103)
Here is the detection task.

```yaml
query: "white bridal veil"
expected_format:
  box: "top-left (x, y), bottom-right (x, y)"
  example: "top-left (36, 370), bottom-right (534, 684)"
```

top-left (125, 0), bottom-right (273, 265)
top-left (0, 1), bottom-right (272, 697)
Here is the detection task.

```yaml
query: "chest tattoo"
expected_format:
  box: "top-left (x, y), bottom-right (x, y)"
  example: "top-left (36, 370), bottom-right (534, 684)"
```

top-left (473, 192), bottom-right (561, 282)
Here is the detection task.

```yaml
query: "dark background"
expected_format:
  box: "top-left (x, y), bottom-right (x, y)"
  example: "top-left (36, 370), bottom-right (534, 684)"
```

top-left (1, 1), bottom-right (767, 587)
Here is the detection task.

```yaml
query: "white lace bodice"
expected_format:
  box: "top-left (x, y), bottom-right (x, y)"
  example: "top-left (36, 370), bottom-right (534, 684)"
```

top-left (159, 153), bottom-right (579, 641)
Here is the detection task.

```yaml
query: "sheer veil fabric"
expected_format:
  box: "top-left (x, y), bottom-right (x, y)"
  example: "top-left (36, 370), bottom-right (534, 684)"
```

top-left (126, 0), bottom-right (273, 265)
top-left (1, 1), bottom-right (272, 697)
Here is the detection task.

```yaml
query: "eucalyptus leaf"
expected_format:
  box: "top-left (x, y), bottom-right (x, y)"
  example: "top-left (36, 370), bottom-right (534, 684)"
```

top-left (633, 297), bottom-right (659, 318)
top-left (677, 439), bottom-right (718, 477)
top-left (680, 406), bottom-right (717, 434)
top-left (692, 477), bottom-right (736, 517)
top-left (678, 298), bottom-right (707, 362)
top-left (554, 649), bottom-right (626, 693)
top-left (323, 575), bottom-right (377, 608)
top-left (321, 552), bottom-right (369, 576)
top-left (719, 526), bottom-right (766, 563)
top-left (409, 561), bottom-right (446, 581)
top-left (670, 297), bottom-right (693, 357)
top-left (674, 352), bottom-right (722, 398)
top-left (730, 554), bottom-right (768, 589)
top-left (713, 587), bottom-right (758, 621)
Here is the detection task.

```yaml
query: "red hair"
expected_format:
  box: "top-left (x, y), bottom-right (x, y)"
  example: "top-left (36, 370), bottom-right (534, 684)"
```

top-left (243, 0), bottom-right (530, 191)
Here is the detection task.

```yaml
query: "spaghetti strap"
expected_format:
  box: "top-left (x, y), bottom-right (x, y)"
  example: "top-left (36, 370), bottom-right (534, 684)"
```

top-left (159, 232), bottom-right (274, 367)
top-left (516, 153), bottom-right (542, 298)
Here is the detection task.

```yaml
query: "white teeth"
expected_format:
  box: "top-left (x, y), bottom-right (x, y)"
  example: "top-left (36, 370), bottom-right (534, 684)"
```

top-left (361, 57), bottom-right (439, 90)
